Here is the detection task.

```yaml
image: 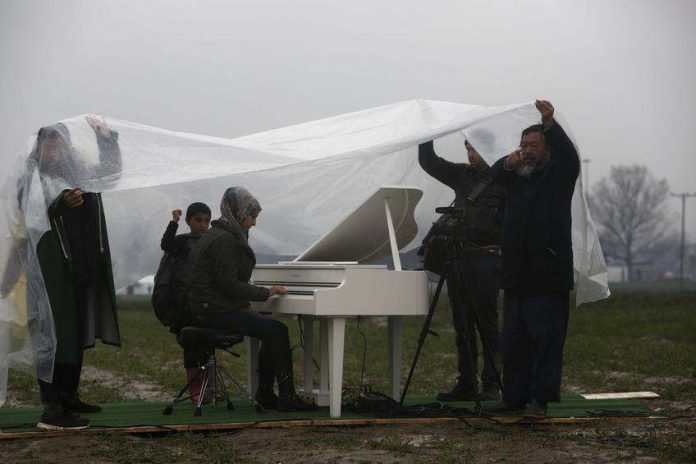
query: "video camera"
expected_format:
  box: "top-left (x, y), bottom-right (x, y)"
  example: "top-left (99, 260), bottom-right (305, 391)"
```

top-left (418, 206), bottom-right (469, 275)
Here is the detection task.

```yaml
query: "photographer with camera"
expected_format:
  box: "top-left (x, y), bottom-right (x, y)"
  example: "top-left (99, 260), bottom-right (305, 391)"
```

top-left (483, 100), bottom-right (580, 419)
top-left (418, 135), bottom-right (507, 401)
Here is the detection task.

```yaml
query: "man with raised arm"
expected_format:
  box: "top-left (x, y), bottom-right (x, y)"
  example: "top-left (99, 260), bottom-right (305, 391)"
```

top-left (485, 100), bottom-right (580, 419)
top-left (418, 134), bottom-right (507, 402)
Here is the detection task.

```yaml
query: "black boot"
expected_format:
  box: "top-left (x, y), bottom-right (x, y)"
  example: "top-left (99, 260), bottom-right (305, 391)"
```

top-left (436, 379), bottom-right (478, 402)
top-left (61, 364), bottom-right (101, 414)
top-left (523, 400), bottom-right (548, 419)
top-left (37, 377), bottom-right (89, 430)
top-left (254, 345), bottom-right (278, 409)
top-left (254, 372), bottom-right (278, 410)
top-left (276, 368), bottom-right (318, 412)
top-left (479, 382), bottom-right (501, 401)
top-left (37, 403), bottom-right (90, 430)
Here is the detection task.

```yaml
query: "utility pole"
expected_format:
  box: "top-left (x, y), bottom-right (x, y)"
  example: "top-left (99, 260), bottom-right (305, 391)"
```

top-left (582, 158), bottom-right (591, 193)
top-left (671, 192), bottom-right (696, 289)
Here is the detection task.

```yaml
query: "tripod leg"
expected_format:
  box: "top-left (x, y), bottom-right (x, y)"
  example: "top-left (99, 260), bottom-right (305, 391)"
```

top-left (399, 274), bottom-right (447, 406)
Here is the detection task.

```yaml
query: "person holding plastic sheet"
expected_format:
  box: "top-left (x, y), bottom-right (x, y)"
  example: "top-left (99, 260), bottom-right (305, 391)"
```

top-left (418, 135), bottom-right (507, 402)
top-left (187, 187), bottom-right (318, 412)
top-left (484, 100), bottom-right (580, 419)
top-left (1, 116), bottom-right (123, 430)
top-left (154, 203), bottom-right (211, 403)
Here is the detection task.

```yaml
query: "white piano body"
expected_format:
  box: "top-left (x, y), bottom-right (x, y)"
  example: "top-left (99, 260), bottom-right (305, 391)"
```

top-left (248, 186), bottom-right (430, 417)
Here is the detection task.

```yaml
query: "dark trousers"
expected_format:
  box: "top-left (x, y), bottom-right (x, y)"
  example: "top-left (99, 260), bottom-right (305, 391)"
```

top-left (38, 285), bottom-right (88, 415)
top-left (500, 292), bottom-right (570, 404)
top-left (38, 351), bottom-right (84, 414)
top-left (182, 346), bottom-right (210, 369)
top-left (194, 310), bottom-right (293, 390)
top-left (447, 251), bottom-right (501, 389)
top-left (174, 327), bottom-right (211, 369)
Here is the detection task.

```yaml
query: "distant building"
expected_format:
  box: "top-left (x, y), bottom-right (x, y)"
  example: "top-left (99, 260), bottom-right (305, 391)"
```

top-left (117, 275), bottom-right (155, 295)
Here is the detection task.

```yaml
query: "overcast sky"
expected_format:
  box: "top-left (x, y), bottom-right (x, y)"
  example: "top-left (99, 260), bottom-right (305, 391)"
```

top-left (1, 0), bottom-right (695, 238)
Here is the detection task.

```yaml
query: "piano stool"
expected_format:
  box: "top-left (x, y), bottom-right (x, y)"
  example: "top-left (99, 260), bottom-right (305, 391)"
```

top-left (163, 327), bottom-right (259, 417)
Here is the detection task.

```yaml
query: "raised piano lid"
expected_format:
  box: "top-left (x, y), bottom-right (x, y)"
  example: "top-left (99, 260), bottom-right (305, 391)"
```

top-left (294, 185), bottom-right (423, 264)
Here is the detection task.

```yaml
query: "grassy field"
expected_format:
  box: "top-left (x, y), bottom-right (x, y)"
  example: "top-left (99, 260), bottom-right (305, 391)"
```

top-left (3, 288), bottom-right (695, 463)
top-left (7, 288), bottom-right (695, 406)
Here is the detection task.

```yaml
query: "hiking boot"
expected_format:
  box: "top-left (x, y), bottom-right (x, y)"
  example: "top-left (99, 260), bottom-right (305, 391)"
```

top-left (523, 400), bottom-right (548, 420)
top-left (255, 391), bottom-right (279, 410)
top-left (480, 400), bottom-right (525, 415)
top-left (436, 382), bottom-right (478, 402)
top-left (479, 383), bottom-right (501, 401)
top-left (277, 394), bottom-right (319, 412)
top-left (63, 398), bottom-right (102, 414)
top-left (37, 411), bottom-right (90, 430)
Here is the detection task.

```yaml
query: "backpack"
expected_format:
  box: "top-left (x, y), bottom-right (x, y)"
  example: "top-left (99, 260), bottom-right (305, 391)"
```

top-left (151, 236), bottom-right (198, 332)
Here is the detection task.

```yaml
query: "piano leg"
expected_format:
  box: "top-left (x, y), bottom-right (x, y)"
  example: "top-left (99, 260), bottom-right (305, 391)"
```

top-left (327, 317), bottom-right (346, 418)
top-left (246, 337), bottom-right (260, 396)
top-left (319, 318), bottom-right (329, 397)
top-left (302, 315), bottom-right (314, 397)
top-left (388, 315), bottom-right (404, 401)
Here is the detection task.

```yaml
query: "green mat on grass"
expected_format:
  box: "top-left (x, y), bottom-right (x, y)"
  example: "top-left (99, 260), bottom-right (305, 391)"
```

top-left (0, 393), bottom-right (653, 433)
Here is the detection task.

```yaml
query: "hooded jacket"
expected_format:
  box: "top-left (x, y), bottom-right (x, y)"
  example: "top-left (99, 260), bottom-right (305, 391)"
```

top-left (187, 218), bottom-right (270, 314)
top-left (33, 124), bottom-right (123, 363)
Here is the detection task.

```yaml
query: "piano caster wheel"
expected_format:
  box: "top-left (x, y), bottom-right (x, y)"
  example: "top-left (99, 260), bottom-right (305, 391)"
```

top-left (163, 405), bottom-right (173, 415)
top-left (194, 407), bottom-right (202, 417)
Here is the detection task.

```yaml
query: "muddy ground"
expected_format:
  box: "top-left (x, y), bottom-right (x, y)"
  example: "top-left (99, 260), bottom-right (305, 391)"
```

top-left (1, 400), bottom-right (694, 464)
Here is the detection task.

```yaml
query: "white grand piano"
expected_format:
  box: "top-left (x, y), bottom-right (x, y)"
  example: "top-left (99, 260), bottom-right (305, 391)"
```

top-left (247, 186), bottom-right (430, 417)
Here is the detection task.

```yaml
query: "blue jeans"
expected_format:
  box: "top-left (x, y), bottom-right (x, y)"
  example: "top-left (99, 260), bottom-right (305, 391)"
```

top-left (447, 251), bottom-right (502, 388)
top-left (500, 292), bottom-right (569, 404)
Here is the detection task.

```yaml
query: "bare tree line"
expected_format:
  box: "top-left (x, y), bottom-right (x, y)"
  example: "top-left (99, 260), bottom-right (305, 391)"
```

top-left (587, 165), bottom-right (692, 282)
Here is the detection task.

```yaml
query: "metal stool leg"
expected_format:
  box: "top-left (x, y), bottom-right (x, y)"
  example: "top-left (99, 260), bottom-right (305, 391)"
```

top-left (164, 341), bottom-right (261, 416)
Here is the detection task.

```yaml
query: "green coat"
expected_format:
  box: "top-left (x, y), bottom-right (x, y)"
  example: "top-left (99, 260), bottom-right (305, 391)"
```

top-left (37, 190), bottom-right (121, 364)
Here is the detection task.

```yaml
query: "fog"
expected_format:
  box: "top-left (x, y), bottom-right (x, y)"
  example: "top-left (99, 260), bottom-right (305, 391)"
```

top-left (1, 0), bottom-right (695, 236)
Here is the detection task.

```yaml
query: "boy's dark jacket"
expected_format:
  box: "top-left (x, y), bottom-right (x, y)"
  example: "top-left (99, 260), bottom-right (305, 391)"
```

top-left (187, 218), bottom-right (270, 314)
top-left (490, 123), bottom-right (580, 295)
top-left (153, 221), bottom-right (200, 331)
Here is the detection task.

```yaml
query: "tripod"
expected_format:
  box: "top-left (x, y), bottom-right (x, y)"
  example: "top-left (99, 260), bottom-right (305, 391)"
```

top-left (399, 233), bottom-right (503, 411)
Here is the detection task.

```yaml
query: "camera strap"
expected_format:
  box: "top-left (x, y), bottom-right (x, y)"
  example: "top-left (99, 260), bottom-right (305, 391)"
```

top-left (464, 174), bottom-right (493, 203)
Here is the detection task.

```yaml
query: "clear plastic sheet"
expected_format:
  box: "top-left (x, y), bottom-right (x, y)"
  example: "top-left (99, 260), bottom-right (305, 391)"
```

top-left (0, 100), bottom-right (608, 406)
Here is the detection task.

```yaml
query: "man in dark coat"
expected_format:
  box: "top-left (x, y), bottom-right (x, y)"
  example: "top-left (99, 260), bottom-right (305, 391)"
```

top-left (485, 100), bottom-right (580, 418)
top-left (13, 117), bottom-right (123, 430)
top-left (418, 136), bottom-right (506, 401)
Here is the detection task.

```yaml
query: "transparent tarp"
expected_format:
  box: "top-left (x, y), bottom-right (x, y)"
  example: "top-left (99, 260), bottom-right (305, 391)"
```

top-left (0, 100), bottom-right (608, 406)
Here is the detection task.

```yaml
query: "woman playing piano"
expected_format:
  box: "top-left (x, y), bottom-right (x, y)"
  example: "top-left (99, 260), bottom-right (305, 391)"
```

top-left (187, 187), bottom-right (317, 412)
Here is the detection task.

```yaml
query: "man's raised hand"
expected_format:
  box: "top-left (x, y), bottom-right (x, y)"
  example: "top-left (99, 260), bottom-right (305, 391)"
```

top-left (86, 114), bottom-right (111, 137)
top-left (535, 100), bottom-right (554, 128)
top-left (504, 148), bottom-right (523, 170)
